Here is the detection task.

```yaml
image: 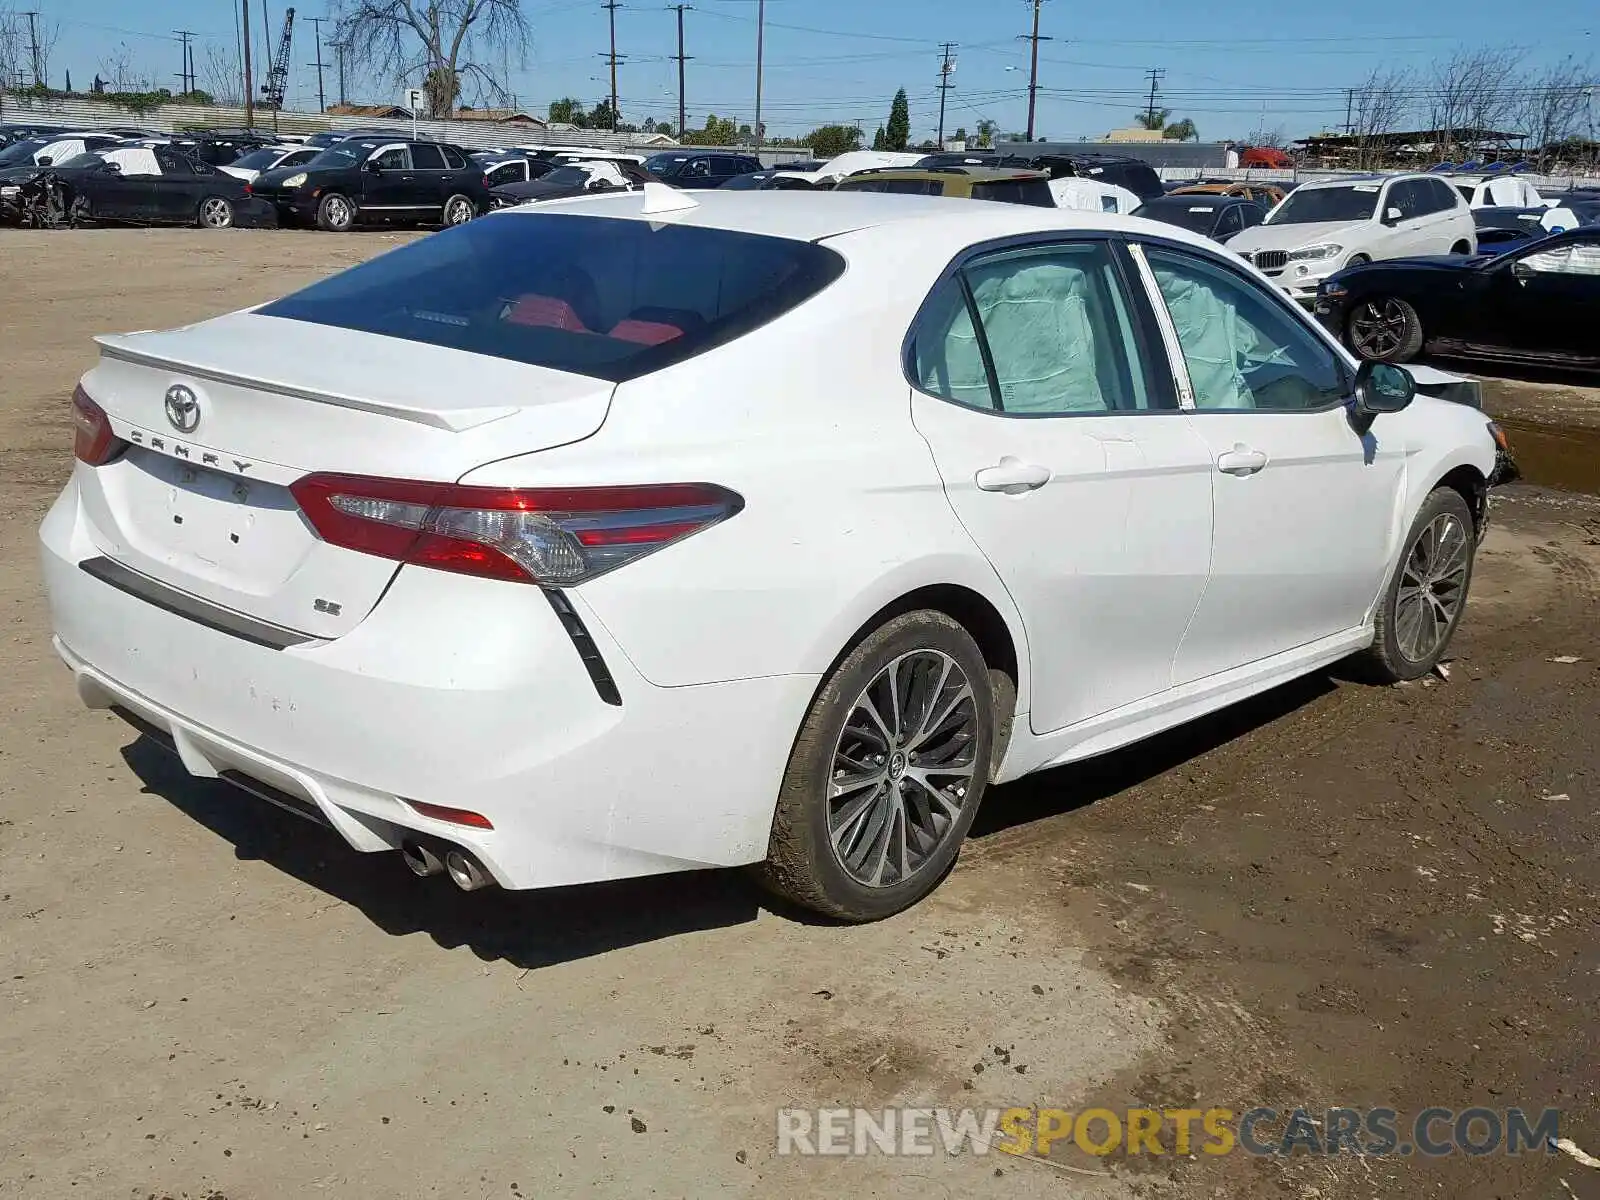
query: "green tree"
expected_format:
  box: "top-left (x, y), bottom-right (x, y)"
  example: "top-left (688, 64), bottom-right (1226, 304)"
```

top-left (974, 118), bottom-right (997, 148)
top-left (871, 125), bottom-right (886, 151)
top-left (548, 96), bottom-right (588, 127)
top-left (953, 126), bottom-right (967, 144)
top-left (805, 124), bottom-right (863, 158)
top-left (1163, 118), bottom-right (1198, 142)
top-left (589, 99), bottom-right (618, 130)
top-left (886, 88), bottom-right (911, 151)
top-left (1132, 107), bottom-right (1171, 131)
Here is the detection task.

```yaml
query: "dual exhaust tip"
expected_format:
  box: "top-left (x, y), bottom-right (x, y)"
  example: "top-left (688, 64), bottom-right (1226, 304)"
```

top-left (400, 839), bottom-right (493, 891)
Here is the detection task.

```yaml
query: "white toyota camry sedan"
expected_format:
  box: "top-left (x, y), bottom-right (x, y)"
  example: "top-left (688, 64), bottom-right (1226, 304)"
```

top-left (42, 187), bottom-right (1504, 921)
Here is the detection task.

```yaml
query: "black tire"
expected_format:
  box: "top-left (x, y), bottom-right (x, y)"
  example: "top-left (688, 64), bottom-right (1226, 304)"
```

top-left (757, 611), bottom-right (995, 922)
top-left (315, 192), bottom-right (356, 232)
top-left (1346, 295), bottom-right (1424, 363)
top-left (441, 193), bottom-right (477, 227)
top-left (1362, 487), bottom-right (1477, 683)
top-left (197, 195), bottom-right (234, 229)
top-left (1346, 253), bottom-right (1371, 267)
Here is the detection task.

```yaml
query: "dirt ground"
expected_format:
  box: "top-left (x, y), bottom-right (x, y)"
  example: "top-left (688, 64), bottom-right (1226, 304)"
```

top-left (1, 230), bottom-right (1597, 1200)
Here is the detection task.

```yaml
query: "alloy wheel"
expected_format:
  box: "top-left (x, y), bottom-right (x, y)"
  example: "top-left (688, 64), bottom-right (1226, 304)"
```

top-left (1350, 299), bottom-right (1407, 358)
top-left (325, 197), bottom-right (352, 228)
top-left (1395, 512), bottom-right (1470, 663)
top-left (826, 650), bottom-right (979, 888)
top-left (446, 198), bottom-right (474, 225)
top-left (200, 198), bottom-right (232, 228)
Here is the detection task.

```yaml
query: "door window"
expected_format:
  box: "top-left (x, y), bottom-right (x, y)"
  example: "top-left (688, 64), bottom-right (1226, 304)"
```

top-left (486, 162), bottom-right (523, 187)
top-left (1386, 180), bottom-right (1423, 219)
top-left (441, 146), bottom-right (468, 169)
top-left (153, 150), bottom-right (194, 175)
top-left (709, 156), bottom-right (741, 177)
top-left (1142, 245), bottom-right (1346, 412)
top-left (1518, 241), bottom-right (1600, 275)
top-left (912, 241), bottom-right (1156, 414)
top-left (1215, 206), bottom-right (1244, 237)
top-left (1426, 179), bottom-right (1459, 213)
top-left (410, 143), bottom-right (446, 169)
top-left (373, 145), bottom-right (411, 170)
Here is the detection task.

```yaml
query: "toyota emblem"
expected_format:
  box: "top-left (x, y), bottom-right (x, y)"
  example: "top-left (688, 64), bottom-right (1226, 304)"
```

top-left (164, 385), bottom-right (201, 433)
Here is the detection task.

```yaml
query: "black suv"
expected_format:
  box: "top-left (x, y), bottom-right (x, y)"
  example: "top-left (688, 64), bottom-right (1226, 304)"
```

top-left (643, 151), bottom-right (763, 187)
top-left (251, 137), bottom-right (490, 230)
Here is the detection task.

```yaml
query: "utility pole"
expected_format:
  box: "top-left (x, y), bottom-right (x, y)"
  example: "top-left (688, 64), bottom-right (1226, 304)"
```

top-left (307, 16), bottom-right (329, 111)
top-left (753, 0), bottom-right (765, 150)
top-left (1143, 66), bottom-right (1165, 130)
top-left (1018, 0), bottom-right (1050, 143)
top-left (669, 4), bottom-right (692, 141)
top-left (175, 31), bottom-right (195, 94)
top-left (334, 39), bottom-right (347, 105)
top-left (23, 11), bottom-right (41, 86)
top-left (602, 0), bottom-right (621, 131)
top-left (241, 0), bottom-right (255, 128)
top-left (936, 42), bottom-right (957, 147)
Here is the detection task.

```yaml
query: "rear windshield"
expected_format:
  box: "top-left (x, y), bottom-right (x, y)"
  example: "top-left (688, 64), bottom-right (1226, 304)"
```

top-left (259, 212), bottom-right (846, 383)
top-left (1133, 201), bottom-right (1221, 233)
top-left (836, 177), bottom-right (944, 196)
top-left (970, 178), bottom-right (1055, 207)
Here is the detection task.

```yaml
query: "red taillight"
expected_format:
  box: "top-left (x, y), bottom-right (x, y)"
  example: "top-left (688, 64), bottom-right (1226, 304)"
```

top-left (289, 474), bottom-right (743, 586)
top-left (71, 386), bottom-right (125, 466)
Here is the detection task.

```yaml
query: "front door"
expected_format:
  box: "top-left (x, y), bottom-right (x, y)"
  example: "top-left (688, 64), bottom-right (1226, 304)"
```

top-left (1134, 242), bottom-right (1405, 683)
top-left (908, 238), bottom-right (1215, 735)
top-left (359, 143), bottom-right (415, 219)
top-left (149, 150), bottom-right (205, 222)
top-left (1494, 236), bottom-right (1600, 364)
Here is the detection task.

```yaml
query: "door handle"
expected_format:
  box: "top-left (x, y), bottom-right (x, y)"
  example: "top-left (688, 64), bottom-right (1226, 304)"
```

top-left (1216, 444), bottom-right (1269, 476)
top-left (974, 456), bottom-right (1052, 494)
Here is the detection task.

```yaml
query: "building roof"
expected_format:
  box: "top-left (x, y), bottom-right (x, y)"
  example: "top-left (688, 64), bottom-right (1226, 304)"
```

top-left (325, 103), bottom-right (411, 119)
top-left (1296, 127), bottom-right (1525, 149)
top-left (452, 109), bottom-right (547, 124)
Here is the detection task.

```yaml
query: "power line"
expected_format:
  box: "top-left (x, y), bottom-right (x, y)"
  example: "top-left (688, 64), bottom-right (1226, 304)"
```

top-left (936, 41), bottom-right (957, 147)
top-left (1018, 0), bottom-right (1050, 142)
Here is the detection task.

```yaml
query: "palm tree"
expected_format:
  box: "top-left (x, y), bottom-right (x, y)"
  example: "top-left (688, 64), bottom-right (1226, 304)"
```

top-left (1132, 107), bottom-right (1171, 131)
top-left (1163, 118), bottom-right (1199, 142)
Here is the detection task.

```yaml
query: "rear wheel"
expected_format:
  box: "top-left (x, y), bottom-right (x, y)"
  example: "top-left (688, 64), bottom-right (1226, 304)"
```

top-left (757, 611), bottom-right (994, 922)
top-left (442, 193), bottom-right (476, 227)
top-left (197, 196), bottom-right (234, 229)
top-left (1347, 295), bottom-right (1423, 362)
top-left (316, 192), bottom-right (355, 232)
top-left (1362, 487), bottom-right (1477, 682)
top-left (1450, 240), bottom-right (1471, 255)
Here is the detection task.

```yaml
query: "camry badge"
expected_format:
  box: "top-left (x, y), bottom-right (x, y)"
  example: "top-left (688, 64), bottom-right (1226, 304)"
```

top-left (164, 384), bottom-right (201, 434)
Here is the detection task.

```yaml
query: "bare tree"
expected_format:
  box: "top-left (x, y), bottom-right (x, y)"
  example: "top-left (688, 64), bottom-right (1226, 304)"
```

top-left (1430, 47), bottom-right (1525, 159)
top-left (333, 0), bottom-right (527, 118)
top-left (1515, 55), bottom-right (1594, 169)
top-left (0, 9), bottom-right (24, 89)
top-left (200, 41), bottom-right (242, 105)
top-left (1352, 66), bottom-right (1413, 169)
top-left (99, 40), bottom-right (136, 92)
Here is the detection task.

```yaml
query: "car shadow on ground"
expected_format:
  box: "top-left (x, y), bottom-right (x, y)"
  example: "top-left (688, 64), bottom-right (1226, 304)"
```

top-left (121, 670), bottom-right (1341, 964)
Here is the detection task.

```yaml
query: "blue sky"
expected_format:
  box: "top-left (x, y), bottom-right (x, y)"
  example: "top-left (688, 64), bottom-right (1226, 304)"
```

top-left (43, 0), bottom-right (1598, 141)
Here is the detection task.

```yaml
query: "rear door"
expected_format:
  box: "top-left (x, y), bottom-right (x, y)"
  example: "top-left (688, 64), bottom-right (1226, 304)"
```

top-left (408, 142), bottom-right (449, 212)
top-left (360, 143), bottom-right (414, 215)
top-left (148, 150), bottom-right (204, 222)
top-left (907, 237), bottom-right (1215, 735)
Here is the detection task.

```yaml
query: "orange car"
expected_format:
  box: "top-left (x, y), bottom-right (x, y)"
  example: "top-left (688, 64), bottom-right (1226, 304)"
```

top-left (1170, 181), bottom-right (1287, 206)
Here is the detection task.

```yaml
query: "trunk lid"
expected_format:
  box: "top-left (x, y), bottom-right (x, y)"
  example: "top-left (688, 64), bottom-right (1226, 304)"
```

top-left (76, 310), bottom-right (614, 639)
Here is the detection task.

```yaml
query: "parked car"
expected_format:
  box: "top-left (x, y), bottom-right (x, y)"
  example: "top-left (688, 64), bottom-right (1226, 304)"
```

top-left (1447, 173), bottom-right (1545, 209)
top-left (834, 167), bottom-right (1055, 207)
top-left (302, 127), bottom-right (403, 149)
top-left (1545, 193), bottom-right (1600, 225)
top-left (472, 151), bottom-right (558, 189)
top-left (719, 168), bottom-right (819, 191)
top-left (219, 144), bottom-right (320, 183)
top-left (13, 145), bottom-right (274, 228)
top-left (41, 191), bottom-right (1502, 920)
top-left (1049, 176), bottom-right (1140, 214)
top-left (1169, 181), bottom-right (1287, 207)
top-left (250, 137), bottom-right (490, 231)
top-left (999, 152), bottom-right (1165, 202)
top-left (643, 151), bottom-right (763, 187)
top-left (1229, 174), bottom-right (1477, 302)
top-left (1132, 194), bottom-right (1267, 243)
top-left (1238, 146), bottom-right (1293, 169)
top-left (0, 135), bottom-right (130, 222)
top-left (1471, 205), bottom-right (1583, 255)
top-left (489, 159), bottom-right (650, 207)
top-left (1316, 227), bottom-right (1600, 371)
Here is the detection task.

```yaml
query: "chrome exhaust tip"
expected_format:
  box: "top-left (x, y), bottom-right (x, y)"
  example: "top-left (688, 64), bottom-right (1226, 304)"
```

top-left (400, 840), bottom-right (444, 878)
top-left (444, 848), bottom-right (493, 892)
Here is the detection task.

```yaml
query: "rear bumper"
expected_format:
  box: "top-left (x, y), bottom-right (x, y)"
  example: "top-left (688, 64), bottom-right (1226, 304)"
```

top-left (40, 479), bottom-right (816, 890)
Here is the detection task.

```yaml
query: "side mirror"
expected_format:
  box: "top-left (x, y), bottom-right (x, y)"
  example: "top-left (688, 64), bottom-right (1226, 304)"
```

top-left (35, 156), bottom-right (52, 167)
top-left (1381, 206), bottom-right (1403, 225)
top-left (364, 159), bottom-right (383, 174)
top-left (1349, 360), bottom-right (1415, 433)
top-left (102, 162), bottom-right (121, 174)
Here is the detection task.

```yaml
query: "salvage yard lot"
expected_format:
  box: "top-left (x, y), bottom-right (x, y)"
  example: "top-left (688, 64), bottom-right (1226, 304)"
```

top-left (1, 230), bottom-right (1597, 1199)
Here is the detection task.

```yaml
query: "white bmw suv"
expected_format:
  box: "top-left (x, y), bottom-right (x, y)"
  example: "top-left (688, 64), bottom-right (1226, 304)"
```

top-left (1230, 173), bottom-right (1477, 302)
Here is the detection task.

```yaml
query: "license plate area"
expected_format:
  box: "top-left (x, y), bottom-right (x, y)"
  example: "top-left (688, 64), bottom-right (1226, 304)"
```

top-left (152, 453), bottom-right (296, 562)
